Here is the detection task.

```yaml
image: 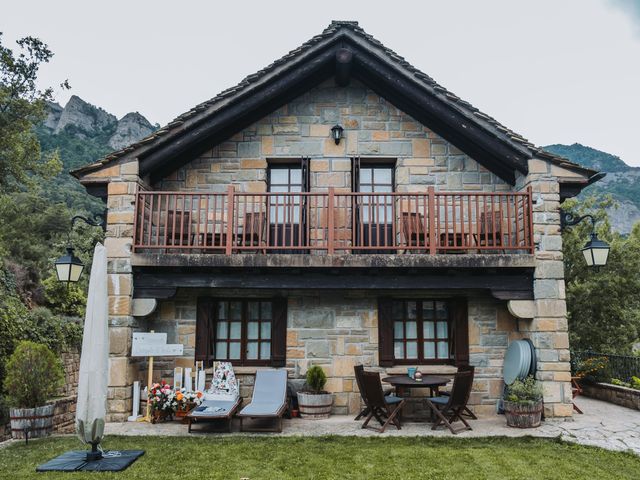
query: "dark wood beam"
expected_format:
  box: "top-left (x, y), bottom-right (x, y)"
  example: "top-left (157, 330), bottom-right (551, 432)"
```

top-left (132, 268), bottom-right (533, 300)
top-left (141, 48), bottom-right (337, 182)
top-left (348, 46), bottom-right (530, 182)
top-left (335, 48), bottom-right (353, 86)
top-left (139, 37), bottom-right (532, 185)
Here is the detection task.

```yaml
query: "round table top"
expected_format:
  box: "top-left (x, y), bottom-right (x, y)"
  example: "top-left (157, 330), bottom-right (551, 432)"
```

top-left (382, 375), bottom-right (450, 388)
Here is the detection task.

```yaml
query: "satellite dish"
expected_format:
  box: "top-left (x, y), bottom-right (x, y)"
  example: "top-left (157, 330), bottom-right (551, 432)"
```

top-left (503, 340), bottom-right (531, 385)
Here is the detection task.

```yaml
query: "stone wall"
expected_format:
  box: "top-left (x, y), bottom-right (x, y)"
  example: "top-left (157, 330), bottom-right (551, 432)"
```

top-left (515, 162), bottom-right (573, 417)
top-left (582, 383), bottom-right (640, 411)
top-left (145, 291), bottom-right (516, 416)
top-left (76, 77), bottom-right (576, 420)
top-left (80, 157), bottom-right (145, 422)
top-left (0, 351), bottom-right (80, 442)
top-left (155, 79), bottom-right (508, 194)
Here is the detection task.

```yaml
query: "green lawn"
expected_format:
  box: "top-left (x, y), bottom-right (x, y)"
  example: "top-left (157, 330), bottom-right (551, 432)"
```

top-left (1, 435), bottom-right (638, 479)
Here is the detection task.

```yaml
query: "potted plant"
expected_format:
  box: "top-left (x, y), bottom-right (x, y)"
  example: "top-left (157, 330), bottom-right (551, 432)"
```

top-left (174, 389), bottom-right (203, 422)
top-left (503, 375), bottom-right (544, 428)
top-left (3, 341), bottom-right (64, 439)
top-left (148, 381), bottom-right (178, 423)
top-left (297, 366), bottom-right (333, 419)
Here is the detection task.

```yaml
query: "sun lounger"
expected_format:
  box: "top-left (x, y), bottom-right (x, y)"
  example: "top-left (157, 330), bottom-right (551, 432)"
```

top-left (187, 362), bottom-right (241, 433)
top-left (237, 369), bottom-right (288, 432)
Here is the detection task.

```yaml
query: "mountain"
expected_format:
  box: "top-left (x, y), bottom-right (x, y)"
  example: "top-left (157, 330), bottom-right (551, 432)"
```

top-left (36, 96), bottom-right (156, 214)
top-left (544, 143), bottom-right (640, 234)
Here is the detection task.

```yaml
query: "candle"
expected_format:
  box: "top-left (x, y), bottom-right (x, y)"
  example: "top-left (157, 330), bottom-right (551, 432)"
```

top-left (197, 369), bottom-right (206, 393)
top-left (174, 367), bottom-right (183, 390)
top-left (184, 368), bottom-right (192, 392)
top-left (128, 381), bottom-right (140, 421)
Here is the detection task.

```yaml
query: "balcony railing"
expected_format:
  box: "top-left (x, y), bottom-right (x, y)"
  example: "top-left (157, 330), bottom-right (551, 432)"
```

top-left (133, 186), bottom-right (534, 255)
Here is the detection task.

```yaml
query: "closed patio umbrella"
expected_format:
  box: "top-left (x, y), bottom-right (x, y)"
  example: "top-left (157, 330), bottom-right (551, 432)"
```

top-left (76, 242), bottom-right (109, 460)
top-left (37, 243), bottom-right (145, 472)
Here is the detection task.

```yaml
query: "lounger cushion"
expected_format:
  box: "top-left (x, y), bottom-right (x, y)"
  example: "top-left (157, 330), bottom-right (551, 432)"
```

top-left (189, 399), bottom-right (239, 418)
top-left (238, 401), bottom-right (284, 416)
top-left (238, 369), bottom-right (287, 418)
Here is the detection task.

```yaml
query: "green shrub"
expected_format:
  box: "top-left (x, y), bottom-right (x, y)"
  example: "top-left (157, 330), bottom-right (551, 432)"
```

top-left (3, 341), bottom-right (64, 408)
top-left (305, 366), bottom-right (327, 393)
top-left (611, 377), bottom-right (640, 390)
top-left (505, 376), bottom-right (543, 404)
top-left (23, 307), bottom-right (83, 353)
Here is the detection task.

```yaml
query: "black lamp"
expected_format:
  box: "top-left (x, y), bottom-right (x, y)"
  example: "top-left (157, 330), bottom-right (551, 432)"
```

top-left (561, 211), bottom-right (610, 268)
top-left (581, 232), bottom-right (610, 268)
top-left (54, 214), bottom-right (106, 284)
top-left (331, 124), bottom-right (344, 145)
top-left (55, 247), bottom-right (85, 283)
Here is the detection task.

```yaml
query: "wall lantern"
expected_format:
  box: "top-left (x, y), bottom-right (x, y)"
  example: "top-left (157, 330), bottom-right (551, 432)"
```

top-left (54, 214), bottom-right (106, 284)
top-left (560, 211), bottom-right (610, 268)
top-left (331, 124), bottom-right (344, 145)
top-left (55, 246), bottom-right (85, 283)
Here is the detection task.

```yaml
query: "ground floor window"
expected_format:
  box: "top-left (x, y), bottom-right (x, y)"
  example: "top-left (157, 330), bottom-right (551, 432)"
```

top-left (378, 298), bottom-right (468, 366)
top-left (196, 297), bottom-right (287, 366)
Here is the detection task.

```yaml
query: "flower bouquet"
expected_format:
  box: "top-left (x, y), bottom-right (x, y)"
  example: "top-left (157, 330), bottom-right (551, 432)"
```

top-left (175, 389), bottom-right (204, 422)
top-left (148, 380), bottom-right (178, 423)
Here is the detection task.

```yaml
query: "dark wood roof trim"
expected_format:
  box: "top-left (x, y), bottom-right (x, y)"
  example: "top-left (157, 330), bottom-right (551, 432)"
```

top-left (71, 21), bottom-right (599, 188)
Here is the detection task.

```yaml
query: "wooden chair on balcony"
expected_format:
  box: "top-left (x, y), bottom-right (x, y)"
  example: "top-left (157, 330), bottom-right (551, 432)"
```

top-left (237, 211), bottom-right (267, 254)
top-left (477, 212), bottom-right (504, 252)
top-left (166, 210), bottom-right (192, 251)
top-left (401, 212), bottom-right (428, 253)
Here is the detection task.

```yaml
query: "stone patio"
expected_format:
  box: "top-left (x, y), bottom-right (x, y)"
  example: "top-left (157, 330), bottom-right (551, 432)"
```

top-left (104, 397), bottom-right (640, 455)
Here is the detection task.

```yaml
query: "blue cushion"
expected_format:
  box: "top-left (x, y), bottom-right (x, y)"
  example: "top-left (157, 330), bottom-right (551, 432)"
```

top-left (384, 395), bottom-right (403, 405)
top-left (429, 396), bottom-right (449, 405)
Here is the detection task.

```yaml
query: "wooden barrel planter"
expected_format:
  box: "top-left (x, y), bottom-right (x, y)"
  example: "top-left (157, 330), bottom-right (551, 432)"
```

top-left (504, 401), bottom-right (543, 428)
top-left (9, 404), bottom-right (55, 439)
top-left (297, 392), bottom-right (333, 419)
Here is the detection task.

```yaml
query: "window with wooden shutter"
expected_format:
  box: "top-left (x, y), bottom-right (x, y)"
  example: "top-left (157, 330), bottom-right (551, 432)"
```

top-left (195, 298), bottom-right (287, 367)
top-left (378, 298), bottom-right (468, 366)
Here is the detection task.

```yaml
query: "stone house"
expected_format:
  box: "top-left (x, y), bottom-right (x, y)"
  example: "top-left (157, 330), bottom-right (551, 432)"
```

top-left (72, 22), bottom-right (602, 421)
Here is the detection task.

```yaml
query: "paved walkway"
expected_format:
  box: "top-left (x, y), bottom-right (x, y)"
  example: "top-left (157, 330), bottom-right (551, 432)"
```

top-left (105, 397), bottom-right (640, 455)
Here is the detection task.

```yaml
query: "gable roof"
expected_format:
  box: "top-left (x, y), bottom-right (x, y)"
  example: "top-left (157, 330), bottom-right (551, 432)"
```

top-left (72, 21), bottom-right (600, 189)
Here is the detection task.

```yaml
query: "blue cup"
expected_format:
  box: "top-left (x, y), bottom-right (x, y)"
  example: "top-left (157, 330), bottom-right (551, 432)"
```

top-left (407, 367), bottom-right (417, 379)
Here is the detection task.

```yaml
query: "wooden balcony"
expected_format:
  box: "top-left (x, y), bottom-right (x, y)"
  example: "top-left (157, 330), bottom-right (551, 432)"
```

top-left (133, 187), bottom-right (534, 256)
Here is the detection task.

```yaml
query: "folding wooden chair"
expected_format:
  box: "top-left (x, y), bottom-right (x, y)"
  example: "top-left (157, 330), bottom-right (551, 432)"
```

top-left (425, 369), bottom-right (474, 434)
top-left (438, 365), bottom-right (478, 420)
top-left (360, 370), bottom-right (405, 433)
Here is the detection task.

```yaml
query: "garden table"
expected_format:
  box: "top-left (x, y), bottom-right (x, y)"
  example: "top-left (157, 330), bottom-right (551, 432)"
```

top-left (382, 375), bottom-right (450, 421)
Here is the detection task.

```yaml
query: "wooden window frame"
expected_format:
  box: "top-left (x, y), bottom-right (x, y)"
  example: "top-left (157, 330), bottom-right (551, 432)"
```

top-left (378, 298), bottom-right (469, 367)
top-left (196, 297), bottom-right (287, 367)
top-left (391, 300), bottom-right (452, 365)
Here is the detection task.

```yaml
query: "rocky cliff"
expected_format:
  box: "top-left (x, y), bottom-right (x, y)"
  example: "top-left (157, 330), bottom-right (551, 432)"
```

top-left (544, 143), bottom-right (640, 234)
top-left (43, 95), bottom-right (154, 151)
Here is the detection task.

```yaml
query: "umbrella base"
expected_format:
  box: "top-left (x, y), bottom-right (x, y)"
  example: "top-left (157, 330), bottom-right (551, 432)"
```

top-left (36, 450), bottom-right (144, 472)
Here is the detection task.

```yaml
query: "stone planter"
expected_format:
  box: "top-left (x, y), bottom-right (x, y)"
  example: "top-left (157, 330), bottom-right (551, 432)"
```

top-left (9, 404), bottom-right (55, 439)
top-left (581, 382), bottom-right (640, 411)
top-left (297, 392), bottom-right (333, 419)
top-left (503, 400), bottom-right (543, 428)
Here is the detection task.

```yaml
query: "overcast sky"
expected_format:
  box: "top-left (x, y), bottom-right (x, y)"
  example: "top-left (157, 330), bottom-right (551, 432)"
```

top-left (3, 0), bottom-right (640, 165)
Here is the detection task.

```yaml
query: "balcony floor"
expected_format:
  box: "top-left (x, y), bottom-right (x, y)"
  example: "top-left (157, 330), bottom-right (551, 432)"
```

top-left (131, 253), bottom-right (535, 269)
